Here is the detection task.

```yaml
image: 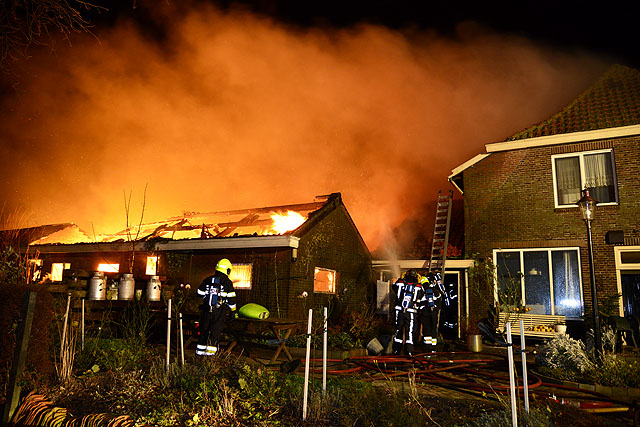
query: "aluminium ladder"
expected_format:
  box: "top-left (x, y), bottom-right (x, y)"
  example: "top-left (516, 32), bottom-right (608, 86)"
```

top-left (428, 190), bottom-right (453, 273)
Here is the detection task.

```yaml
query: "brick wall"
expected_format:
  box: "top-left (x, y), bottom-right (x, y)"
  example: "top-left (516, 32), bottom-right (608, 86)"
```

top-left (463, 136), bottom-right (640, 325)
top-left (290, 206), bottom-right (372, 321)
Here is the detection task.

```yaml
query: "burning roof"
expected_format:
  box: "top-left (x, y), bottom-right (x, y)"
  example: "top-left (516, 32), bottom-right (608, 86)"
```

top-left (25, 196), bottom-right (336, 246)
top-left (99, 201), bottom-right (325, 243)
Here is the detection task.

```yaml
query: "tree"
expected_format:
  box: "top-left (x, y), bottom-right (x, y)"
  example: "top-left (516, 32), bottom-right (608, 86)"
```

top-left (0, 0), bottom-right (99, 72)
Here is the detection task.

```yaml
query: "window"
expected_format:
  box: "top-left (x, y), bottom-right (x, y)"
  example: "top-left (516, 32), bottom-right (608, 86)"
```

top-left (29, 259), bottom-right (42, 283)
top-left (146, 256), bottom-right (158, 276)
top-left (494, 248), bottom-right (582, 317)
top-left (51, 262), bottom-right (71, 282)
top-left (98, 263), bottom-right (119, 273)
top-left (552, 149), bottom-right (617, 206)
top-left (230, 263), bottom-right (252, 289)
top-left (314, 267), bottom-right (336, 293)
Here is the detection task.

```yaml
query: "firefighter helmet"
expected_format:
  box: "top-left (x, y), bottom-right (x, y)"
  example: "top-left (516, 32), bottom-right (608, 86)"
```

top-left (216, 258), bottom-right (232, 276)
top-left (404, 269), bottom-right (418, 283)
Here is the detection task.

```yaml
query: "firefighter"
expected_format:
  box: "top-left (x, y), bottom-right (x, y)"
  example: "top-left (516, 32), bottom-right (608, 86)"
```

top-left (420, 272), bottom-right (445, 352)
top-left (392, 269), bottom-right (425, 356)
top-left (196, 258), bottom-right (237, 356)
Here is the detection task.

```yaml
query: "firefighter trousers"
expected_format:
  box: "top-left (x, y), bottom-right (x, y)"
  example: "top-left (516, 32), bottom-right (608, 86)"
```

top-left (197, 306), bottom-right (226, 356)
top-left (420, 308), bottom-right (439, 352)
top-left (393, 309), bottom-right (417, 355)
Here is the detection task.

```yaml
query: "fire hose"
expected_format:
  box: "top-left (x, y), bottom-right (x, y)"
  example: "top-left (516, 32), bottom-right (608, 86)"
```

top-left (293, 351), bottom-right (636, 419)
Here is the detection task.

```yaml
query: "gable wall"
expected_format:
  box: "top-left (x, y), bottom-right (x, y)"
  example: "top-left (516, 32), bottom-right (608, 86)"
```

top-left (290, 206), bottom-right (372, 321)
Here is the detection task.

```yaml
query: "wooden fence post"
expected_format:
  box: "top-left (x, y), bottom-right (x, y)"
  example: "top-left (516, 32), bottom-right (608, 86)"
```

top-left (2, 291), bottom-right (37, 424)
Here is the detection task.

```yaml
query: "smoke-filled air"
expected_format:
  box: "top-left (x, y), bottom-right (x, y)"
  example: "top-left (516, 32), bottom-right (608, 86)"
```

top-left (0, 3), bottom-right (610, 250)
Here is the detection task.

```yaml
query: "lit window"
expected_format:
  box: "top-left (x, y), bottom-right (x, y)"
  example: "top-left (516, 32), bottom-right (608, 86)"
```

top-left (98, 263), bottom-right (119, 273)
top-left (29, 259), bottom-right (42, 283)
top-left (51, 262), bottom-right (71, 282)
top-left (552, 149), bottom-right (618, 207)
top-left (494, 248), bottom-right (583, 317)
top-left (146, 256), bottom-right (158, 276)
top-left (314, 267), bottom-right (336, 294)
top-left (231, 263), bottom-right (252, 289)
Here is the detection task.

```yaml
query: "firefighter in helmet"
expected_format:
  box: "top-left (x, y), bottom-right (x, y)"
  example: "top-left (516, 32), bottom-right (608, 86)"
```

top-left (420, 272), bottom-right (445, 352)
top-left (196, 258), bottom-right (237, 356)
top-left (391, 269), bottom-right (426, 356)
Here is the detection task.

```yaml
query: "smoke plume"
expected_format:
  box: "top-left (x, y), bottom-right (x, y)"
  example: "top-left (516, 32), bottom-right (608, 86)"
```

top-left (0, 4), bottom-right (609, 250)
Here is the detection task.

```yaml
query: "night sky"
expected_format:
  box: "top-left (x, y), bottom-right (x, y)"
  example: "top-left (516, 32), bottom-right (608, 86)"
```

top-left (0, 0), bottom-right (637, 251)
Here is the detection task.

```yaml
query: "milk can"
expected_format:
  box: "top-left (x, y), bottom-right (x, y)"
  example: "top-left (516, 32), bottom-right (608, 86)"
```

top-left (88, 272), bottom-right (105, 300)
top-left (146, 276), bottom-right (161, 301)
top-left (119, 273), bottom-right (135, 300)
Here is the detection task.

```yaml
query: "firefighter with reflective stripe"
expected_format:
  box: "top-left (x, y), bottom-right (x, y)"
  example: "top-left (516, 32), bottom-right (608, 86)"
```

top-left (196, 258), bottom-right (237, 356)
top-left (420, 272), bottom-right (444, 352)
top-left (391, 270), bottom-right (426, 356)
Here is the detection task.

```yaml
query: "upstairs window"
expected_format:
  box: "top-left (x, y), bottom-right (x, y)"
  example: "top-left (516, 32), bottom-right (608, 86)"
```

top-left (552, 149), bottom-right (618, 207)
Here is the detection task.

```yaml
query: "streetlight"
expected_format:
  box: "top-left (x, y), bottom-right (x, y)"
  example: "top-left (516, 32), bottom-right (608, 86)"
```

top-left (577, 188), bottom-right (601, 360)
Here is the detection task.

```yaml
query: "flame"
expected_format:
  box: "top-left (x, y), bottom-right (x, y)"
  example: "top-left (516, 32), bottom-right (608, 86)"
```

top-left (270, 211), bottom-right (306, 234)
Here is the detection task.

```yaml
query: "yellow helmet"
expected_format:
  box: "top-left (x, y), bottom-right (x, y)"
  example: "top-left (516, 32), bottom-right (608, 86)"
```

top-left (216, 258), bottom-right (232, 275)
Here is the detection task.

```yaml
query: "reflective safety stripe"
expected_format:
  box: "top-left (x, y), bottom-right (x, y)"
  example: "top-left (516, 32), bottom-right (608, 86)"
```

top-left (226, 292), bottom-right (236, 298)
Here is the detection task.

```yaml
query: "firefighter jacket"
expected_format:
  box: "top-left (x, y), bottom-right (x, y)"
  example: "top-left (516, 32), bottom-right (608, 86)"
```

top-left (392, 278), bottom-right (426, 313)
top-left (197, 270), bottom-right (237, 312)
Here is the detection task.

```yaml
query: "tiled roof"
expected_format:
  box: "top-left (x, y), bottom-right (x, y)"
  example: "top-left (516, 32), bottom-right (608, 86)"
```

top-left (506, 64), bottom-right (640, 141)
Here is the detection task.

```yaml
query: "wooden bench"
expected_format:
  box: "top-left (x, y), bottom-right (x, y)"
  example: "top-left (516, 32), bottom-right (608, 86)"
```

top-left (497, 312), bottom-right (566, 338)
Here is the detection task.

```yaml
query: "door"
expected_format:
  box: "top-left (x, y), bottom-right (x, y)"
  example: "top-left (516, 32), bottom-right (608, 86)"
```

top-left (440, 272), bottom-right (460, 339)
top-left (621, 272), bottom-right (640, 316)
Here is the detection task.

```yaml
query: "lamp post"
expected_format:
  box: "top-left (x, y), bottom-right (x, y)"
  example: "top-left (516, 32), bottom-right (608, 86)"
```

top-left (577, 188), bottom-right (601, 361)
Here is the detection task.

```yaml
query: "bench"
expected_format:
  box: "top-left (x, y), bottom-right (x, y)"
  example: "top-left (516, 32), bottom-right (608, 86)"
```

top-left (497, 312), bottom-right (566, 338)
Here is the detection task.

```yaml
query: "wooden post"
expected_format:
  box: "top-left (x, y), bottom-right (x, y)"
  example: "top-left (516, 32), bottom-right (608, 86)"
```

top-left (2, 291), bottom-right (37, 425)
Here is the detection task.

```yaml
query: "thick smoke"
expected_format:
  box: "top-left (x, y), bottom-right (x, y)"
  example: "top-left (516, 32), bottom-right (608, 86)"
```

top-left (0, 4), bottom-right (608, 250)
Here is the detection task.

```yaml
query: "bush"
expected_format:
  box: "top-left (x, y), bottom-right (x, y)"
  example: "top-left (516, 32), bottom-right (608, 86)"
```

top-left (586, 353), bottom-right (640, 387)
top-left (535, 334), bottom-right (593, 374)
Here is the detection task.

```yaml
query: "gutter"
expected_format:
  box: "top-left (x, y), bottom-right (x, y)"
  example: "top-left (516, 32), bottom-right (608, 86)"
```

top-left (32, 235), bottom-right (300, 254)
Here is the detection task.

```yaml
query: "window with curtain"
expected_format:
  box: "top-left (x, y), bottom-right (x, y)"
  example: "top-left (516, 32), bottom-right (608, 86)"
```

top-left (495, 248), bottom-right (583, 317)
top-left (553, 149), bottom-right (617, 206)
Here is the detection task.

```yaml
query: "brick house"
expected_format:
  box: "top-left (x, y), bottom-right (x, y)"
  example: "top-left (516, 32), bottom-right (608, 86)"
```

top-left (448, 64), bottom-right (640, 333)
top-left (27, 193), bottom-right (372, 320)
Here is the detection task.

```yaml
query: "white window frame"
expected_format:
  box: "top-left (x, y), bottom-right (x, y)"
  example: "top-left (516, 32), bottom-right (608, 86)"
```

top-left (493, 247), bottom-right (584, 317)
top-left (614, 246), bottom-right (640, 317)
top-left (230, 263), bottom-right (253, 290)
top-left (551, 148), bottom-right (618, 208)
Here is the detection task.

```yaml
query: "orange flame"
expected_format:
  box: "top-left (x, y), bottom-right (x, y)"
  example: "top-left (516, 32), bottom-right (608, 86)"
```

top-left (270, 211), bottom-right (306, 234)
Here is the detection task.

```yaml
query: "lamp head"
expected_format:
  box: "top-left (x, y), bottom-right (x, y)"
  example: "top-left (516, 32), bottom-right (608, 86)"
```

top-left (577, 188), bottom-right (597, 222)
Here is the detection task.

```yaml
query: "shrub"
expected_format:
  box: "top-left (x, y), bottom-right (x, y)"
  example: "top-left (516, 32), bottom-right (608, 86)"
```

top-left (586, 353), bottom-right (640, 387)
top-left (535, 334), bottom-right (593, 374)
